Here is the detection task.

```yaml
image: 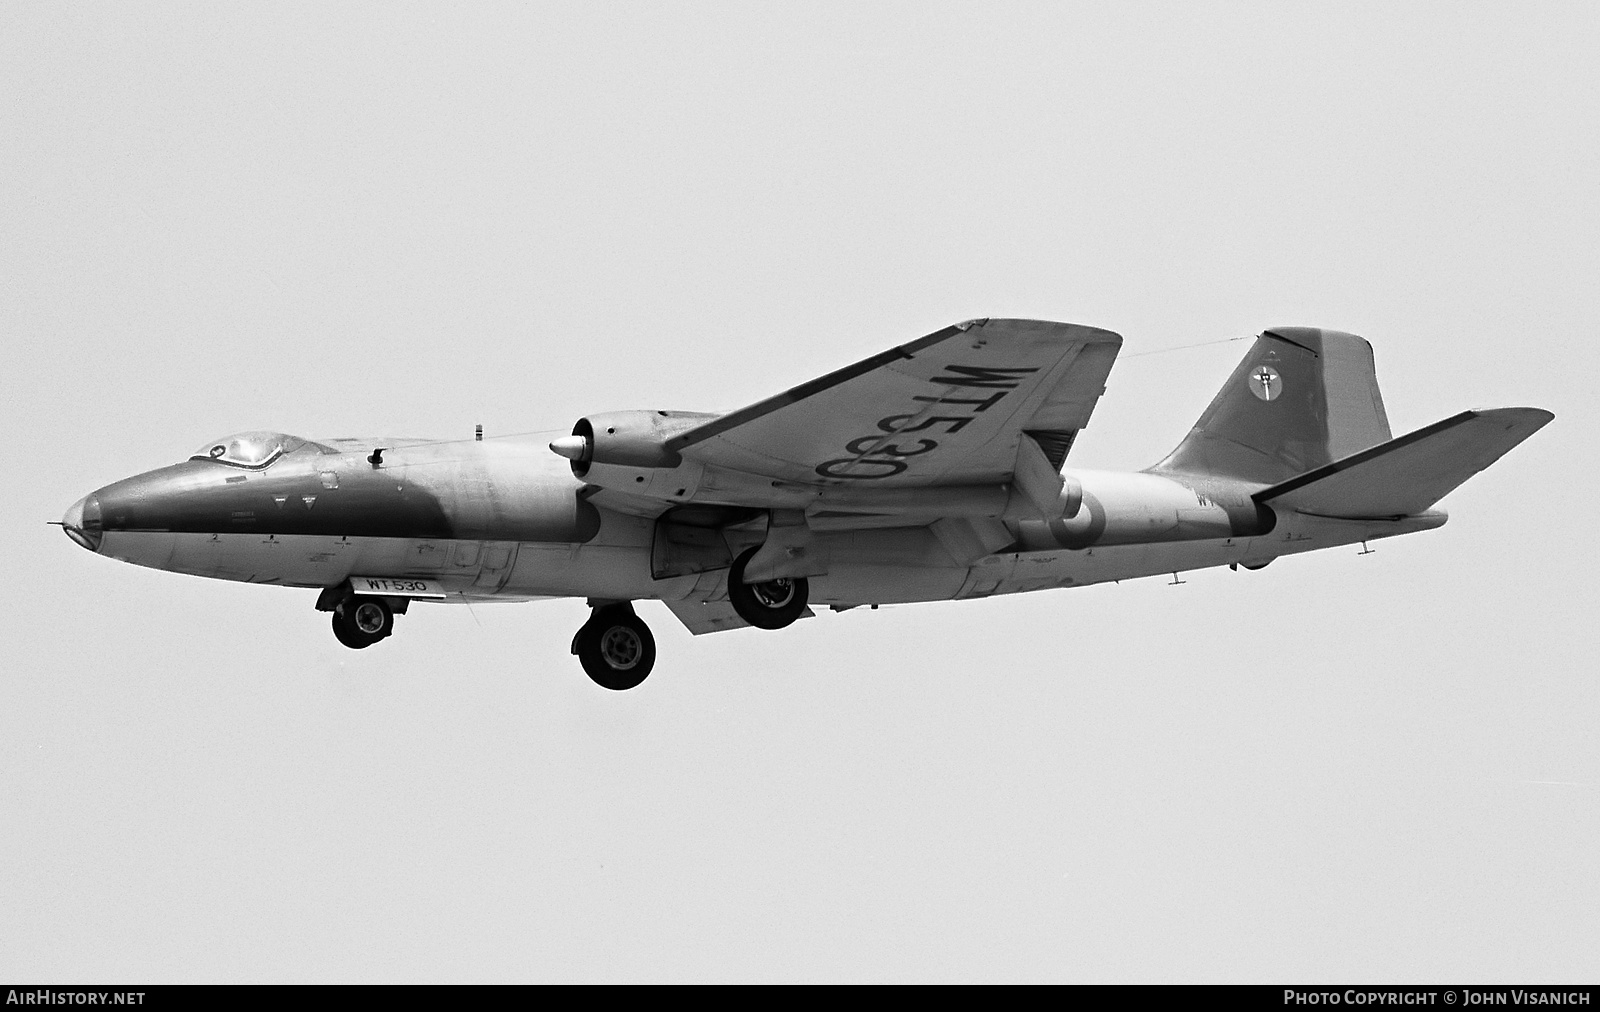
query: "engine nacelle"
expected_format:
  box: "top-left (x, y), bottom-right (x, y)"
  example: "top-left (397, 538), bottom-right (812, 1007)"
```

top-left (560, 411), bottom-right (690, 477)
top-left (1011, 469), bottom-right (1276, 550)
top-left (550, 410), bottom-right (718, 497)
top-left (1055, 475), bottom-right (1085, 519)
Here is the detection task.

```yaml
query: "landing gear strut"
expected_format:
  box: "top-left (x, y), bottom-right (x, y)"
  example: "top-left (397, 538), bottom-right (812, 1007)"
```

top-left (573, 602), bottom-right (656, 691)
top-left (728, 546), bottom-right (809, 630)
top-left (331, 595), bottom-right (395, 649)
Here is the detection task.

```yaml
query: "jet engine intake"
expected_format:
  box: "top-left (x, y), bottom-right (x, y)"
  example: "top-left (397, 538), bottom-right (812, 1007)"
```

top-left (552, 411), bottom-right (688, 478)
top-left (550, 410), bottom-right (720, 497)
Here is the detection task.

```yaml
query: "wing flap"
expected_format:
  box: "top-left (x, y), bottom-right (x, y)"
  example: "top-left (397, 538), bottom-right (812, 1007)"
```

top-left (664, 600), bottom-right (750, 635)
top-left (1255, 407), bottom-right (1553, 518)
top-left (664, 600), bottom-right (815, 635)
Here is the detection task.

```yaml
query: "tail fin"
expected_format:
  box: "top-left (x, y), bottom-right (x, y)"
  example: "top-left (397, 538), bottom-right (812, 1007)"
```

top-left (1255, 408), bottom-right (1553, 518)
top-left (1152, 328), bottom-right (1392, 483)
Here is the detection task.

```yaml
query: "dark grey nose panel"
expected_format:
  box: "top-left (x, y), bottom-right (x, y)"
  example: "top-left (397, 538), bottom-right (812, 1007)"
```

top-left (80, 450), bottom-right (602, 545)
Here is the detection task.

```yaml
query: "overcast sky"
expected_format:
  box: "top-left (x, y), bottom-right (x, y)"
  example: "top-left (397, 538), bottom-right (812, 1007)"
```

top-left (3, 2), bottom-right (1597, 983)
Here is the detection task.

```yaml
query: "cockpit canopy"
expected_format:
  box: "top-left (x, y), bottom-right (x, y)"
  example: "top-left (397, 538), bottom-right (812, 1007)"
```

top-left (190, 431), bottom-right (303, 469)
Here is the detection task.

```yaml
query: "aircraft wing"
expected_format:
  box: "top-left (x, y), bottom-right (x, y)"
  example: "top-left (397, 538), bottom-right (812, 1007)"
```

top-left (667, 318), bottom-right (1122, 489)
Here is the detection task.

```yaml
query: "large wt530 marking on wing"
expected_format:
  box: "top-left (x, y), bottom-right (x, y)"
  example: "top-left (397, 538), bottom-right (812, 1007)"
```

top-left (816, 364), bottom-right (1041, 479)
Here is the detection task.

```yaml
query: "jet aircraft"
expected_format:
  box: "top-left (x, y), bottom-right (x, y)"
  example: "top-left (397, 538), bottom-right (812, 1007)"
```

top-left (60, 320), bottom-right (1551, 689)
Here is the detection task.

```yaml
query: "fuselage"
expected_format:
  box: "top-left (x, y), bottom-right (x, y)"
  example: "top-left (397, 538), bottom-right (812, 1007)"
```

top-left (61, 430), bottom-right (1446, 609)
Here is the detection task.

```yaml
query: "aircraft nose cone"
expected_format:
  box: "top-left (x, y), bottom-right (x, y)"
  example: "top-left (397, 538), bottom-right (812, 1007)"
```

top-left (61, 493), bottom-right (103, 552)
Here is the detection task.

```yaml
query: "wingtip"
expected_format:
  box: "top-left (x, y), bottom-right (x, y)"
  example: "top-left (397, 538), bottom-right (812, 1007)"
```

top-left (1470, 406), bottom-right (1555, 428)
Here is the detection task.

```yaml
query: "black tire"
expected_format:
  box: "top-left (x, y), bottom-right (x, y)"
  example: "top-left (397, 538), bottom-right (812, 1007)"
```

top-left (727, 546), bottom-right (809, 630)
top-left (575, 606), bottom-right (655, 691)
top-left (333, 596), bottom-right (392, 649)
top-left (331, 612), bottom-right (371, 649)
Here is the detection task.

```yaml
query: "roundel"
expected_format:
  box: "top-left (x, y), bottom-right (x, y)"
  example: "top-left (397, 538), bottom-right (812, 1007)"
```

top-left (1248, 364), bottom-right (1282, 401)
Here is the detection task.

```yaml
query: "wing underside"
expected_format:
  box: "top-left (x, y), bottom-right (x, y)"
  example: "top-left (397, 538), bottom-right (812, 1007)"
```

top-left (668, 318), bottom-right (1122, 490)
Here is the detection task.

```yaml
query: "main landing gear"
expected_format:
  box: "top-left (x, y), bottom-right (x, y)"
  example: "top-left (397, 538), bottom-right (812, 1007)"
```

top-left (727, 546), bottom-right (809, 630)
top-left (569, 549), bottom-right (809, 691)
top-left (573, 602), bottom-right (656, 691)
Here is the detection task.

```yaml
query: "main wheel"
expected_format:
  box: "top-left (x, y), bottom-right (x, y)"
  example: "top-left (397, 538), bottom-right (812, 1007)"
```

top-left (574, 606), bottom-right (656, 691)
top-left (333, 596), bottom-right (393, 649)
top-left (727, 546), bottom-right (809, 630)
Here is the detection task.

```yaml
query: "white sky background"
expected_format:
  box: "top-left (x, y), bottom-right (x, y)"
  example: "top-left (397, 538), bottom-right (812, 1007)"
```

top-left (3, 2), bottom-right (1597, 983)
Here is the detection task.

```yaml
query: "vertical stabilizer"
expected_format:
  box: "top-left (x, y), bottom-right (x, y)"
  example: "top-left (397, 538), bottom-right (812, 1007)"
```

top-left (1150, 328), bottom-right (1392, 484)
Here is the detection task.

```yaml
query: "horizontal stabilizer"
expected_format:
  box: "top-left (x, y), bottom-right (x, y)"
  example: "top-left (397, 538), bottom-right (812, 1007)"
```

top-left (1254, 408), bottom-right (1553, 518)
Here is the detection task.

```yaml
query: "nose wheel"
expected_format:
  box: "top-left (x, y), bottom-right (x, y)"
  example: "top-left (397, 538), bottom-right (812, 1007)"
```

top-left (332, 595), bottom-right (394, 649)
top-left (573, 603), bottom-right (656, 690)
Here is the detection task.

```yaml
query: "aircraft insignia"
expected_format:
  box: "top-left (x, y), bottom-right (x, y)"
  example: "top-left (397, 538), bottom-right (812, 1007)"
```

top-left (1249, 365), bottom-right (1282, 401)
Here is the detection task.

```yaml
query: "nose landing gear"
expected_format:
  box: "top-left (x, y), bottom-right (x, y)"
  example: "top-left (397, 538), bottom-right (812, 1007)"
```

top-left (572, 602), bottom-right (656, 690)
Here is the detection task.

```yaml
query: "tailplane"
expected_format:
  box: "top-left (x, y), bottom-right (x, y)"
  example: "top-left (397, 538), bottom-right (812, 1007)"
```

top-left (1152, 328), bottom-right (1392, 484)
top-left (1254, 408), bottom-right (1553, 518)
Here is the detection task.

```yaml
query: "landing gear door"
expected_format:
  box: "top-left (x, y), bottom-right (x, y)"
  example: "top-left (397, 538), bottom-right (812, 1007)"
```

top-left (473, 542), bottom-right (519, 592)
